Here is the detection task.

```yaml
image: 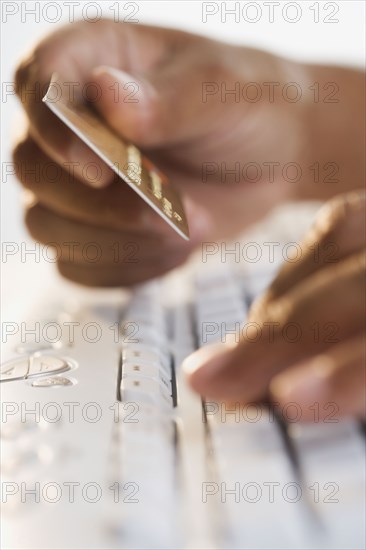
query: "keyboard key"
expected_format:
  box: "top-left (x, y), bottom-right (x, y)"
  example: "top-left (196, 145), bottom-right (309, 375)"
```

top-left (206, 404), bottom-right (315, 549)
top-left (122, 361), bottom-right (171, 392)
top-left (288, 421), bottom-right (366, 549)
top-left (121, 378), bottom-right (172, 408)
top-left (0, 355), bottom-right (72, 382)
top-left (122, 344), bottom-right (171, 374)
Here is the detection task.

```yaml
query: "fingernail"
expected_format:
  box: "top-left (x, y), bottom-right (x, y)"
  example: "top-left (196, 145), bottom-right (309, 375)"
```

top-left (183, 343), bottom-right (232, 388)
top-left (92, 65), bottom-right (151, 104)
top-left (270, 355), bottom-right (334, 402)
top-left (22, 189), bottom-right (36, 208)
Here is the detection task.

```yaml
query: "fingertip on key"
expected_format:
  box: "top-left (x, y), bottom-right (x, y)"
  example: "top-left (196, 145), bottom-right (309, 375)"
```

top-left (183, 342), bottom-right (233, 393)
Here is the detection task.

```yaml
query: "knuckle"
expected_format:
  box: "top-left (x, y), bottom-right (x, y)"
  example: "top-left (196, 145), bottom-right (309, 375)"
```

top-left (14, 58), bottom-right (32, 97)
top-left (316, 191), bottom-right (366, 244)
top-left (12, 139), bottom-right (25, 164)
top-left (12, 140), bottom-right (32, 187)
top-left (14, 50), bottom-right (41, 100)
top-left (319, 195), bottom-right (348, 231)
top-left (24, 206), bottom-right (47, 243)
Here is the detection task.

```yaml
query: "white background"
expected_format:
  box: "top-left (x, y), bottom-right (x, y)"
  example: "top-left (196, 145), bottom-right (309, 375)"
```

top-left (1, 0), bottom-right (365, 317)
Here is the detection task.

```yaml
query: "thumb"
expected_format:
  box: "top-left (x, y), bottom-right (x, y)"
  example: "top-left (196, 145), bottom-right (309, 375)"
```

top-left (90, 64), bottom-right (206, 147)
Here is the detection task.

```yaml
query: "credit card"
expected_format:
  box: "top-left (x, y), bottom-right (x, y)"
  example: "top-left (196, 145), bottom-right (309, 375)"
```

top-left (42, 73), bottom-right (189, 240)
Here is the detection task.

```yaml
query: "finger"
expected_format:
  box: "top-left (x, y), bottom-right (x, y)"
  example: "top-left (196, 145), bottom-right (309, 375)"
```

top-left (14, 135), bottom-right (150, 233)
top-left (184, 251), bottom-right (365, 402)
top-left (15, 23), bottom-right (115, 188)
top-left (14, 136), bottom-right (172, 236)
top-left (90, 43), bottom-right (225, 148)
top-left (56, 248), bottom-right (190, 287)
top-left (258, 190), bottom-right (366, 306)
top-left (25, 203), bottom-right (191, 287)
top-left (270, 333), bottom-right (366, 420)
top-left (24, 203), bottom-right (191, 266)
top-left (14, 135), bottom-right (210, 242)
top-left (14, 21), bottom-right (200, 185)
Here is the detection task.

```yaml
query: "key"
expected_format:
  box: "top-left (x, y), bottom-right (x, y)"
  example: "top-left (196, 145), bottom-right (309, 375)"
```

top-left (0, 355), bottom-right (71, 382)
top-left (133, 328), bottom-right (168, 350)
top-left (206, 404), bottom-right (315, 549)
top-left (122, 344), bottom-right (171, 374)
top-left (122, 378), bottom-right (172, 408)
top-left (288, 421), bottom-right (366, 549)
top-left (122, 361), bottom-right (171, 391)
top-left (15, 342), bottom-right (62, 354)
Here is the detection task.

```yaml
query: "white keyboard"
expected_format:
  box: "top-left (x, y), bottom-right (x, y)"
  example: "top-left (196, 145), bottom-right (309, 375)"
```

top-left (1, 212), bottom-right (365, 549)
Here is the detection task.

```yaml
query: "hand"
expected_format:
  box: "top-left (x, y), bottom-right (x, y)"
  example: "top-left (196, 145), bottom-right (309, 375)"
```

top-left (13, 20), bottom-right (328, 286)
top-left (184, 191), bottom-right (365, 421)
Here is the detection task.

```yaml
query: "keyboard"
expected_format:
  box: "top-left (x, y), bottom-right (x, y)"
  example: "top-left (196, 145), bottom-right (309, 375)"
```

top-left (1, 206), bottom-right (365, 549)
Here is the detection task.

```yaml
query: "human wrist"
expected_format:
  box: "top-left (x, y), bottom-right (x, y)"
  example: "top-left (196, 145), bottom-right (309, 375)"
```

top-left (294, 64), bottom-right (365, 202)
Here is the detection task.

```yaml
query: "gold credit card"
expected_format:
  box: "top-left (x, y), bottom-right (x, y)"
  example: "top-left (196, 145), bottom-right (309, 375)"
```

top-left (42, 74), bottom-right (189, 240)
